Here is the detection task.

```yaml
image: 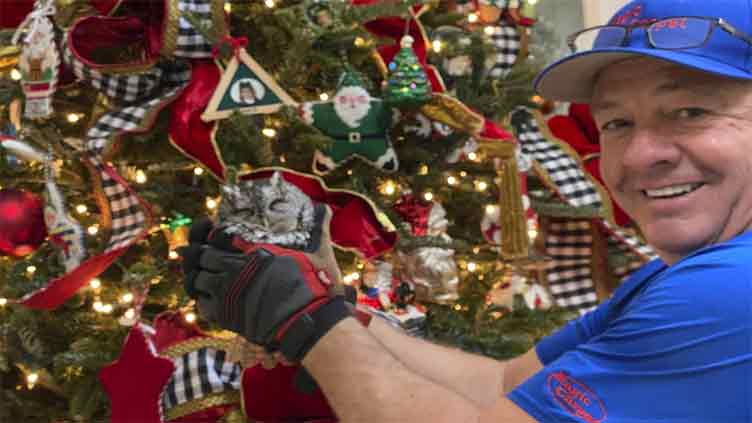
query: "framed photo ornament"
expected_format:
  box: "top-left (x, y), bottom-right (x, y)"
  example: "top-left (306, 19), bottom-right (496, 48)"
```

top-left (202, 48), bottom-right (297, 121)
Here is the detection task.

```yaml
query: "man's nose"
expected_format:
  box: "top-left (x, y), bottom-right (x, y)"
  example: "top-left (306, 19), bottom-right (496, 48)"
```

top-left (620, 126), bottom-right (681, 172)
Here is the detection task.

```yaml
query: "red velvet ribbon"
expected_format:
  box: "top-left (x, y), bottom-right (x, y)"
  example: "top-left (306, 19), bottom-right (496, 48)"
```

top-left (211, 35), bottom-right (249, 59)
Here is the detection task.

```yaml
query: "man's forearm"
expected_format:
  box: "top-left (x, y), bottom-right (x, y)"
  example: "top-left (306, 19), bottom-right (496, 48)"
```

top-left (365, 316), bottom-right (506, 408)
top-left (303, 317), bottom-right (482, 422)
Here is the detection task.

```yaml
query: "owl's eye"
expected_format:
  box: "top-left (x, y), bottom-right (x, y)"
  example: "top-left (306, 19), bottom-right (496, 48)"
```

top-left (269, 199), bottom-right (288, 211)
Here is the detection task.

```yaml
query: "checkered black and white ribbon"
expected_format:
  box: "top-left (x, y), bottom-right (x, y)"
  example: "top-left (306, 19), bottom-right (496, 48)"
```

top-left (544, 219), bottom-right (598, 313)
top-left (510, 107), bottom-right (656, 311)
top-left (160, 347), bottom-right (242, 416)
top-left (175, 0), bottom-right (221, 58)
top-left (484, 22), bottom-right (520, 78)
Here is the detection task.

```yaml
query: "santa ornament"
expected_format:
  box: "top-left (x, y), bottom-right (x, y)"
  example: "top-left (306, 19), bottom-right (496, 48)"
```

top-left (301, 70), bottom-right (399, 175)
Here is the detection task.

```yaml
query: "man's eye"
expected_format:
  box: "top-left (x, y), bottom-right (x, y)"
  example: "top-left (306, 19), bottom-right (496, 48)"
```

top-left (672, 108), bottom-right (707, 119)
top-left (601, 119), bottom-right (631, 132)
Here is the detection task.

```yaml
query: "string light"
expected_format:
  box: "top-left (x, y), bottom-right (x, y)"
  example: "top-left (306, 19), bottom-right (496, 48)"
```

top-left (381, 180), bottom-right (397, 196)
top-left (26, 373), bottom-right (39, 389)
top-left (484, 26), bottom-right (495, 36)
top-left (354, 37), bottom-right (366, 47)
top-left (89, 278), bottom-right (101, 289)
top-left (475, 180), bottom-right (488, 191)
top-left (66, 113), bottom-right (81, 123)
top-left (10, 69), bottom-right (21, 80)
top-left (264, 0), bottom-right (275, 7)
top-left (168, 250), bottom-right (179, 260)
top-left (347, 169), bottom-right (353, 176)
top-left (26, 266), bottom-right (36, 275)
top-left (224, 1), bottom-right (232, 12)
top-left (262, 128), bottom-right (277, 137)
top-left (206, 197), bottom-right (218, 210)
top-left (0, 298), bottom-right (7, 306)
top-left (135, 169), bottom-right (147, 184)
top-left (92, 300), bottom-right (104, 312)
top-left (447, 175), bottom-right (458, 186)
top-left (120, 293), bottom-right (134, 304)
top-left (101, 304), bottom-right (113, 314)
top-left (467, 13), bottom-right (479, 23)
top-left (194, 167), bottom-right (204, 176)
top-left (88, 225), bottom-right (99, 235)
top-left (184, 312), bottom-right (197, 323)
top-left (467, 262), bottom-right (478, 272)
top-left (467, 152), bottom-right (478, 161)
top-left (419, 164), bottom-right (428, 175)
top-left (454, 304), bottom-right (462, 311)
top-left (75, 204), bottom-right (88, 214)
top-left (431, 39), bottom-right (443, 53)
top-left (485, 204), bottom-right (498, 214)
top-left (423, 192), bottom-right (434, 201)
top-left (528, 228), bottom-right (539, 239)
top-left (319, 93), bottom-right (329, 101)
top-left (460, 171), bottom-right (467, 177)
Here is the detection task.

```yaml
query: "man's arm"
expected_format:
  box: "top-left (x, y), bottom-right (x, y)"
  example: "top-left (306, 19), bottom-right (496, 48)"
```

top-left (365, 315), bottom-right (543, 407)
top-left (303, 317), bottom-right (537, 422)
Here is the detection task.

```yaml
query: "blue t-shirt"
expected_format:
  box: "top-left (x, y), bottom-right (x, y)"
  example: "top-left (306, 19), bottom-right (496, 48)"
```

top-left (508, 231), bottom-right (752, 422)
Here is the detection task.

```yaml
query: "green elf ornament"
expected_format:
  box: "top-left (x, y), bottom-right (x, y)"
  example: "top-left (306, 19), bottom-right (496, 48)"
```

top-left (301, 70), bottom-right (398, 175)
top-left (384, 35), bottom-right (432, 109)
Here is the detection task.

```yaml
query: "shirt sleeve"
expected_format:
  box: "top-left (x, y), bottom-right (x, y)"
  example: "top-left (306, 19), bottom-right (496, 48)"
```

top-left (509, 260), bottom-right (752, 423)
top-left (535, 298), bottom-right (614, 365)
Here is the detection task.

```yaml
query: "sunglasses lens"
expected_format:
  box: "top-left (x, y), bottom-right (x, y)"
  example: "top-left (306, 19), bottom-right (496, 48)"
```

top-left (649, 17), bottom-right (711, 49)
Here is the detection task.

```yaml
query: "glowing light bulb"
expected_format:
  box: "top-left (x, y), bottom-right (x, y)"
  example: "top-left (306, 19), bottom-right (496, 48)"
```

top-left (10, 69), bottom-right (21, 80)
top-left (467, 262), bottom-right (477, 272)
top-left (206, 198), bottom-right (218, 210)
top-left (26, 373), bottom-right (38, 385)
top-left (383, 181), bottom-right (396, 195)
top-left (135, 169), bottom-right (147, 184)
top-left (460, 171), bottom-right (467, 177)
top-left (124, 308), bottom-right (136, 319)
top-left (484, 26), bottom-right (495, 36)
top-left (419, 164), bottom-right (428, 175)
top-left (88, 225), bottom-right (99, 235)
top-left (185, 312), bottom-right (197, 323)
top-left (67, 113), bottom-right (80, 123)
top-left (0, 298), bottom-right (7, 306)
top-left (431, 39), bottom-right (442, 53)
top-left (485, 204), bottom-right (498, 214)
top-left (93, 301), bottom-right (104, 312)
top-left (528, 229), bottom-right (538, 239)
top-left (264, 0), bottom-right (275, 6)
top-left (75, 204), bottom-right (87, 214)
top-left (90, 278), bottom-right (101, 289)
top-left (224, 2), bottom-right (232, 12)
top-left (350, 272), bottom-right (360, 281)
top-left (262, 128), bottom-right (277, 137)
top-left (319, 93), bottom-right (329, 101)
top-left (26, 266), bottom-right (36, 275)
top-left (476, 180), bottom-right (488, 191)
top-left (120, 293), bottom-right (134, 304)
top-left (447, 176), bottom-right (458, 185)
top-left (454, 304), bottom-right (462, 311)
top-left (354, 37), bottom-right (366, 47)
top-left (168, 250), bottom-right (179, 260)
top-left (194, 167), bottom-right (204, 176)
top-left (467, 152), bottom-right (478, 161)
top-left (101, 304), bottom-right (114, 314)
top-left (424, 192), bottom-right (434, 201)
top-left (468, 13), bottom-right (479, 23)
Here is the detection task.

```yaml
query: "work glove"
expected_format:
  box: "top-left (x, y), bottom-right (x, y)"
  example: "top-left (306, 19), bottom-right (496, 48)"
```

top-left (179, 206), bottom-right (355, 363)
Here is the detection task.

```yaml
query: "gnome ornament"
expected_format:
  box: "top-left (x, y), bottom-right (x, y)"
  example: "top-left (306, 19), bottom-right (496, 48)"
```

top-left (301, 70), bottom-right (398, 175)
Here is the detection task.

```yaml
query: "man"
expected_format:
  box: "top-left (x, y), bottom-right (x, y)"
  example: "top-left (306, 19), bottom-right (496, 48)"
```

top-left (181, 0), bottom-right (752, 421)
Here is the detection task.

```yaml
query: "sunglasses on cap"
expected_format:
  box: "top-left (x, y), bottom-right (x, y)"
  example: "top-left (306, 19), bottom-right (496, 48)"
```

top-left (567, 16), bottom-right (752, 53)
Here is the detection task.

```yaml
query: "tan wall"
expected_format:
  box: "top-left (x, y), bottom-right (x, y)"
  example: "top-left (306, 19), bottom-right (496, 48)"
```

top-left (580, 0), bottom-right (630, 27)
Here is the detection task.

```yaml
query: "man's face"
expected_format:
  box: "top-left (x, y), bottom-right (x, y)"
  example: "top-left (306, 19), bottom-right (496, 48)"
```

top-left (592, 58), bottom-right (752, 264)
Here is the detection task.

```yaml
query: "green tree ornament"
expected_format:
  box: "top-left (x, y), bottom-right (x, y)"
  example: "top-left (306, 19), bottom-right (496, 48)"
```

top-left (384, 36), bottom-right (432, 108)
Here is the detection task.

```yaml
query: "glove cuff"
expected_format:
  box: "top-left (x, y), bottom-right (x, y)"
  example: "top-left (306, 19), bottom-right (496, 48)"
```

top-left (278, 297), bottom-right (350, 362)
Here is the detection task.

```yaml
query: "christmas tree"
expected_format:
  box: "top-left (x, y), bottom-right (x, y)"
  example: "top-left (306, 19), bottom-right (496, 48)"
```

top-left (0, 0), bottom-right (651, 421)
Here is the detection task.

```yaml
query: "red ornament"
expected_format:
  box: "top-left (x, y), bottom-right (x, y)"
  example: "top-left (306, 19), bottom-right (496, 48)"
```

top-left (99, 325), bottom-right (175, 423)
top-left (0, 188), bottom-right (47, 257)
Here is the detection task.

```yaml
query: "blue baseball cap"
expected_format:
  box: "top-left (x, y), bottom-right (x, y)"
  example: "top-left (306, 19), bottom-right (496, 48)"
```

top-left (534, 0), bottom-right (752, 103)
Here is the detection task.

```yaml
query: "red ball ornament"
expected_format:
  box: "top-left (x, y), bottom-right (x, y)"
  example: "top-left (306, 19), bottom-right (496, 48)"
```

top-left (0, 188), bottom-right (47, 257)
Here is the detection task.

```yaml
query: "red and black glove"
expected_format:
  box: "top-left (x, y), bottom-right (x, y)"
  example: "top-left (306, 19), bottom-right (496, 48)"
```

top-left (180, 219), bottom-right (353, 362)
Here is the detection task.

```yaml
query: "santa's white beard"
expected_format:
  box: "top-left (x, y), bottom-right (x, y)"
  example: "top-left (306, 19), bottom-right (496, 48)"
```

top-left (333, 87), bottom-right (371, 128)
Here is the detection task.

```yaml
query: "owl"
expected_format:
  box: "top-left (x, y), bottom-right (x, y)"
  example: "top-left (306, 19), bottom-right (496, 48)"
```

top-left (217, 172), bottom-right (316, 249)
